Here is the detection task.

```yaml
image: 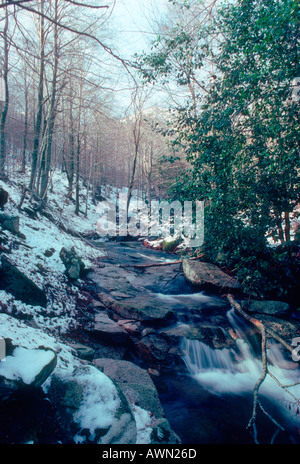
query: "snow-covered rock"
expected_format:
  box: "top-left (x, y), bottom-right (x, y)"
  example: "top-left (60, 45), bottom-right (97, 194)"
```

top-left (1, 255), bottom-right (47, 308)
top-left (44, 364), bottom-right (137, 444)
top-left (0, 213), bottom-right (19, 234)
top-left (0, 314), bottom-right (137, 444)
top-left (93, 358), bottom-right (181, 445)
top-left (0, 345), bottom-right (57, 397)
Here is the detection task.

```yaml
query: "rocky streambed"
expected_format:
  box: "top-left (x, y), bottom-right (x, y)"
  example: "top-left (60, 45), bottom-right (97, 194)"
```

top-left (74, 240), bottom-right (300, 444)
top-left (1, 238), bottom-right (300, 445)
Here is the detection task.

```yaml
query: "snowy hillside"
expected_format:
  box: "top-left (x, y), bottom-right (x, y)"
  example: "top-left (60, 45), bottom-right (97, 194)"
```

top-left (0, 170), bottom-right (106, 335)
top-left (0, 170), bottom-right (182, 445)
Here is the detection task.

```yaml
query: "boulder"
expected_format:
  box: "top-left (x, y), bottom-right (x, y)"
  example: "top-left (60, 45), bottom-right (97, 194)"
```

top-left (93, 358), bottom-right (164, 418)
top-left (0, 345), bottom-right (57, 397)
top-left (46, 364), bottom-right (137, 444)
top-left (44, 248), bottom-right (55, 258)
top-left (0, 255), bottom-right (47, 307)
top-left (255, 314), bottom-right (300, 343)
top-left (162, 237), bottom-right (182, 253)
top-left (68, 342), bottom-right (95, 362)
top-left (93, 358), bottom-right (181, 444)
top-left (0, 187), bottom-right (8, 209)
top-left (59, 246), bottom-right (85, 280)
top-left (87, 312), bottom-right (130, 345)
top-left (136, 334), bottom-right (170, 366)
top-left (241, 300), bottom-right (290, 317)
top-left (183, 259), bottom-right (241, 292)
top-left (0, 213), bottom-right (19, 234)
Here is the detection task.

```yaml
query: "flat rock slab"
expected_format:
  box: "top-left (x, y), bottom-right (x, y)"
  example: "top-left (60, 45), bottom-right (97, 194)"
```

top-left (183, 259), bottom-right (241, 291)
top-left (117, 319), bottom-right (143, 337)
top-left (98, 292), bottom-right (175, 326)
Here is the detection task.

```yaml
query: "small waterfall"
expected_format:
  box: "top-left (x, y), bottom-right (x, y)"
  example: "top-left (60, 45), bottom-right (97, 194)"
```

top-left (181, 309), bottom-right (300, 422)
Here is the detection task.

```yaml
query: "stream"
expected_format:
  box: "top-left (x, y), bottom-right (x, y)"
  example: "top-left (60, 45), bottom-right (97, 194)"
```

top-left (89, 239), bottom-right (300, 445)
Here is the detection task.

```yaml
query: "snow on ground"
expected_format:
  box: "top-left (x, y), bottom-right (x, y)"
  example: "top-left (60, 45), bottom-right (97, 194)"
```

top-left (0, 171), bottom-right (164, 444)
top-left (0, 313), bottom-right (76, 372)
top-left (0, 170), bottom-right (106, 335)
top-left (72, 366), bottom-right (121, 443)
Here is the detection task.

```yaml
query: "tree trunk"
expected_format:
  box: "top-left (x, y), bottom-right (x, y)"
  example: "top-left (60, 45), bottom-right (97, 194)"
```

top-left (275, 210), bottom-right (284, 244)
top-left (127, 143), bottom-right (139, 218)
top-left (21, 74), bottom-right (28, 173)
top-left (29, 0), bottom-right (45, 192)
top-left (39, 0), bottom-right (59, 199)
top-left (65, 94), bottom-right (75, 198)
top-left (284, 211), bottom-right (290, 242)
top-left (75, 132), bottom-right (80, 216)
top-left (0, 2), bottom-right (9, 178)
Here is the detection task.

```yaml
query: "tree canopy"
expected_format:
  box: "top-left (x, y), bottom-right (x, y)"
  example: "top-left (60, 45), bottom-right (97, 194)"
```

top-left (137, 0), bottom-right (300, 297)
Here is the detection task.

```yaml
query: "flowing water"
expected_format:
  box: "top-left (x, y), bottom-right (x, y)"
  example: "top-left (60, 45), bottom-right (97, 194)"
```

top-left (159, 306), bottom-right (300, 444)
top-left (182, 309), bottom-right (300, 400)
top-left (96, 241), bottom-right (300, 444)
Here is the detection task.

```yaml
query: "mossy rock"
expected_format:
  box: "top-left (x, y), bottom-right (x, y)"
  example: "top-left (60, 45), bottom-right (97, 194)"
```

top-left (162, 237), bottom-right (182, 252)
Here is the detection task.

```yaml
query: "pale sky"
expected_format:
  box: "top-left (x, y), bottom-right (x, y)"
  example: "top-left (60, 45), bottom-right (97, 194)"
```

top-left (111, 0), bottom-right (169, 58)
top-left (108, 0), bottom-right (171, 112)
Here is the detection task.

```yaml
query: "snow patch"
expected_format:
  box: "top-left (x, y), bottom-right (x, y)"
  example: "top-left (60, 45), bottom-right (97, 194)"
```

top-left (132, 404), bottom-right (154, 444)
top-left (0, 313), bottom-right (77, 373)
top-left (72, 366), bottom-right (121, 443)
top-left (0, 346), bottom-right (55, 385)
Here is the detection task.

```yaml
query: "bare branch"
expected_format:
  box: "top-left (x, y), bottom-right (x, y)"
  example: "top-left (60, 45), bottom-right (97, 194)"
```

top-left (12, 0), bottom-right (137, 83)
top-left (227, 294), bottom-right (300, 444)
top-left (64, 0), bottom-right (109, 9)
top-left (0, 0), bottom-right (33, 8)
top-left (0, 0), bottom-right (109, 9)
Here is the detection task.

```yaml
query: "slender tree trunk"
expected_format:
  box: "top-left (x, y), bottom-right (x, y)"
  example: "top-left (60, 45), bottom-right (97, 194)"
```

top-left (65, 94), bottom-right (75, 198)
top-left (21, 73), bottom-right (28, 173)
top-left (127, 143), bottom-right (139, 218)
top-left (284, 211), bottom-right (290, 242)
top-left (75, 132), bottom-right (80, 216)
top-left (29, 0), bottom-right (45, 192)
top-left (40, 0), bottom-right (59, 199)
top-left (0, 2), bottom-right (9, 178)
top-left (275, 210), bottom-right (284, 244)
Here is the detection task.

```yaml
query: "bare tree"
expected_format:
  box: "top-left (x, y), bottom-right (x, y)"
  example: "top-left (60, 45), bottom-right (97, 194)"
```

top-left (29, 0), bottom-right (45, 191)
top-left (125, 87), bottom-right (152, 217)
top-left (0, 1), bottom-right (9, 178)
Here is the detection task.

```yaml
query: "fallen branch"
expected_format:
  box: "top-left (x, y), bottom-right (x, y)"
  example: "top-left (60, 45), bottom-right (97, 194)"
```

top-left (227, 295), bottom-right (295, 355)
top-left (125, 256), bottom-right (202, 269)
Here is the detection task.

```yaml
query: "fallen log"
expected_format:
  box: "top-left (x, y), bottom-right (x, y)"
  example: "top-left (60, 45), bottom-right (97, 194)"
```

top-left (123, 256), bottom-right (203, 269)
